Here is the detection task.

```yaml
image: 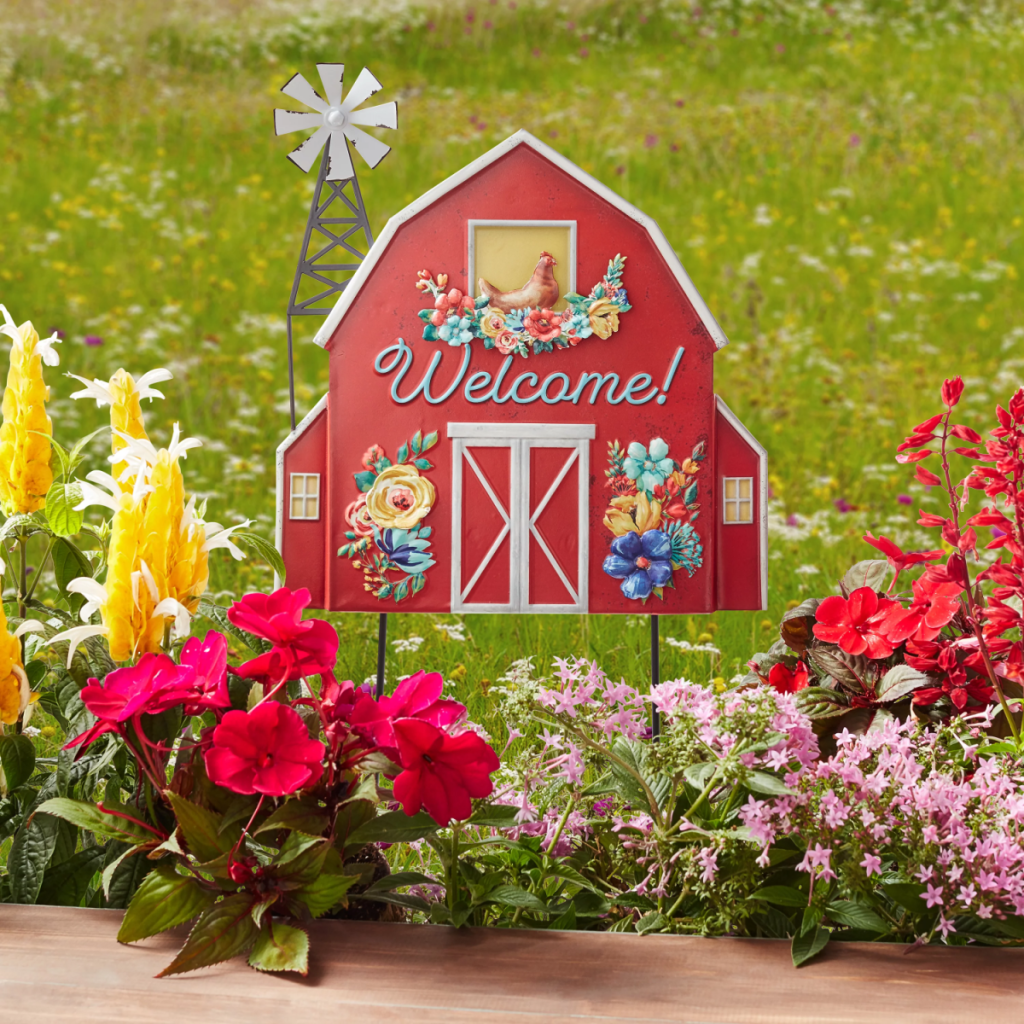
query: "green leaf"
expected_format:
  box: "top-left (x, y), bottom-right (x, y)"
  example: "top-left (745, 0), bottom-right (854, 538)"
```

top-left (486, 885), bottom-right (548, 913)
top-left (792, 923), bottom-right (831, 967)
top-left (636, 911), bottom-right (671, 935)
top-left (232, 532), bottom-right (286, 583)
top-left (34, 797), bottom-right (157, 844)
top-left (158, 894), bottom-right (259, 977)
top-left (291, 873), bottom-right (358, 918)
top-left (826, 900), bottom-right (888, 933)
top-left (166, 792), bottom-right (235, 862)
top-left (580, 772), bottom-right (616, 797)
top-left (808, 648), bottom-right (868, 690)
top-left (1, 734), bottom-right (36, 791)
top-left (44, 482), bottom-right (84, 537)
top-left (608, 737), bottom-right (671, 816)
top-left (118, 862), bottom-right (216, 943)
top-left (102, 840), bottom-right (153, 909)
top-left (877, 665), bottom-right (932, 703)
top-left (549, 904), bottom-right (577, 931)
top-left (101, 844), bottom-right (142, 900)
top-left (466, 804), bottom-right (520, 828)
top-left (8, 813), bottom-right (60, 903)
top-left (883, 882), bottom-right (928, 914)
top-left (52, 537), bottom-right (93, 612)
top-left (749, 885), bottom-right (809, 908)
top-left (249, 921), bottom-right (309, 975)
top-left (354, 470), bottom-right (377, 493)
top-left (254, 801), bottom-right (329, 838)
top-left (364, 871), bottom-right (436, 894)
top-left (346, 809), bottom-right (441, 846)
top-left (745, 770), bottom-right (792, 797)
top-left (841, 559), bottom-right (890, 594)
top-left (0, 513), bottom-right (44, 542)
top-left (38, 845), bottom-right (106, 907)
top-left (544, 863), bottom-right (602, 895)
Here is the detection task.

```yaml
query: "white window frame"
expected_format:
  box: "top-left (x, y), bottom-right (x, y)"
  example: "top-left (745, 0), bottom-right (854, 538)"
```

top-left (722, 476), bottom-right (754, 525)
top-left (448, 422), bottom-right (594, 614)
top-left (467, 220), bottom-right (577, 301)
top-left (289, 473), bottom-right (321, 521)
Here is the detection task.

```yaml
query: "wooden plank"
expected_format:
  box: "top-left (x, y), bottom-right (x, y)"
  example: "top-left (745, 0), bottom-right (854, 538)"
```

top-left (1, 905), bottom-right (1022, 1023)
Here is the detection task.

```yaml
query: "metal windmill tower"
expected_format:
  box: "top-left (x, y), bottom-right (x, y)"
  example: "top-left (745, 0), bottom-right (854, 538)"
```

top-left (273, 64), bottom-right (398, 430)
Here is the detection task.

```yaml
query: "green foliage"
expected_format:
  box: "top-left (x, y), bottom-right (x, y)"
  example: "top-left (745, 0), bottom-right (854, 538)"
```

top-left (248, 921), bottom-right (309, 975)
top-left (118, 863), bottom-right (216, 944)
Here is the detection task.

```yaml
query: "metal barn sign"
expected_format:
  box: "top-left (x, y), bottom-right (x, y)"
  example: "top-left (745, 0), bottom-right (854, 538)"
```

top-left (276, 131), bottom-right (766, 615)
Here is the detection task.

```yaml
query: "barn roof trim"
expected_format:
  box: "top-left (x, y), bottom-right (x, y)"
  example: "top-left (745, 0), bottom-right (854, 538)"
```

top-left (312, 129), bottom-right (729, 351)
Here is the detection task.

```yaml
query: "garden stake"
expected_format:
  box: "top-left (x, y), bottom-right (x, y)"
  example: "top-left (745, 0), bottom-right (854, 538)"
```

top-left (376, 612), bottom-right (387, 698)
top-left (651, 613), bottom-right (660, 739)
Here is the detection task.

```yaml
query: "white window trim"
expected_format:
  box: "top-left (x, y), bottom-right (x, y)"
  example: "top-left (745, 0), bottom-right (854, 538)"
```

top-left (450, 424), bottom-right (590, 614)
top-left (722, 476), bottom-right (754, 525)
top-left (466, 219), bottom-right (577, 301)
top-left (289, 472), bottom-right (321, 521)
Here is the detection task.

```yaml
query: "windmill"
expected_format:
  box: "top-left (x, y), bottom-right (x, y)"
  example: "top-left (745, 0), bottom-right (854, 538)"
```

top-left (274, 64), bottom-right (397, 430)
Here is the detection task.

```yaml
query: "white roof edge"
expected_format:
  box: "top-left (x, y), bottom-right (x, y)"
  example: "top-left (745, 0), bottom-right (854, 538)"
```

top-left (312, 129), bottom-right (729, 351)
top-left (715, 394), bottom-right (769, 611)
top-left (275, 391), bottom-right (329, 585)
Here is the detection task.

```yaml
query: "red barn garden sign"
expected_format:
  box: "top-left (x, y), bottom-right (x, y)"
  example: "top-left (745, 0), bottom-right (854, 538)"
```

top-left (276, 130), bottom-right (766, 615)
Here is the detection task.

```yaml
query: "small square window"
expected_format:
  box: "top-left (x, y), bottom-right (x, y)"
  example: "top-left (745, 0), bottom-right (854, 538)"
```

top-left (289, 473), bottom-right (320, 521)
top-left (723, 476), bottom-right (753, 524)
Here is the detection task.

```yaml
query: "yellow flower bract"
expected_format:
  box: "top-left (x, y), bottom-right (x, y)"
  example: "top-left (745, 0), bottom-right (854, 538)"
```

top-left (0, 602), bottom-right (26, 726)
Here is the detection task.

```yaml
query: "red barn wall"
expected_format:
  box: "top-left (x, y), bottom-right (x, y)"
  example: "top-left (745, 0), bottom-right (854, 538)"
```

top-left (281, 403), bottom-right (328, 609)
top-left (325, 144), bottom-right (721, 614)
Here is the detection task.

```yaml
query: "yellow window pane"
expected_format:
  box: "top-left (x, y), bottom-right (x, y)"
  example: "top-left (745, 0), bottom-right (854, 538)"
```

top-left (305, 497), bottom-right (318, 519)
top-left (306, 475), bottom-right (319, 496)
top-left (738, 478), bottom-right (752, 499)
top-left (724, 479), bottom-right (737, 499)
top-left (724, 502), bottom-right (737, 523)
top-left (292, 478), bottom-right (305, 498)
top-left (290, 496), bottom-right (304, 518)
top-left (739, 500), bottom-right (752, 522)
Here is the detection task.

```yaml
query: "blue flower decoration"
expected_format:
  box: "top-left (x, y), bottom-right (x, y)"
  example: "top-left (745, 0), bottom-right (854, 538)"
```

top-left (623, 438), bottom-right (674, 493)
top-left (375, 527), bottom-right (435, 575)
top-left (438, 314), bottom-right (475, 346)
top-left (563, 310), bottom-right (593, 340)
top-left (602, 529), bottom-right (673, 601)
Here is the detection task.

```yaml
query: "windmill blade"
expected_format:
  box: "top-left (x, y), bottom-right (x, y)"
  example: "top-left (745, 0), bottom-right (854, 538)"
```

top-left (274, 109), bottom-right (324, 137)
top-left (316, 63), bottom-right (345, 108)
top-left (343, 123), bottom-right (391, 169)
top-left (326, 131), bottom-right (355, 181)
top-left (346, 101), bottom-right (397, 131)
top-left (287, 124), bottom-right (330, 173)
top-left (340, 67), bottom-right (383, 115)
top-left (280, 72), bottom-right (327, 113)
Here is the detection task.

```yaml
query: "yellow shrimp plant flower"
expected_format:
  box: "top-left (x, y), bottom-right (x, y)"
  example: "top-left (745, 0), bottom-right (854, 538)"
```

top-left (0, 305), bottom-right (61, 514)
top-left (69, 367), bottom-right (172, 482)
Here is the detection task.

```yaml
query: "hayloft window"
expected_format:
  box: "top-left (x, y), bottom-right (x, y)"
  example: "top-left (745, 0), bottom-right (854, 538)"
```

top-left (723, 477), bottom-right (753, 524)
top-left (290, 473), bottom-right (320, 520)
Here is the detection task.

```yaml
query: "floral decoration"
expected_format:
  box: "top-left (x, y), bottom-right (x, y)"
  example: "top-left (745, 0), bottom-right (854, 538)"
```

top-left (337, 429), bottom-right (439, 603)
top-left (413, 254), bottom-right (632, 358)
top-left (601, 435), bottom-right (705, 602)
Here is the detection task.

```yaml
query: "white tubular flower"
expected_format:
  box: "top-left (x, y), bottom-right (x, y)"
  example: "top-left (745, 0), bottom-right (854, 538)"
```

top-left (69, 368), bottom-right (172, 406)
top-left (46, 623), bottom-right (107, 669)
top-left (203, 519), bottom-right (251, 561)
top-left (66, 578), bottom-right (108, 622)
top-left (152, 597), bottom-right (191, 639)
top-left (0, 306), bottom-right (56, 363)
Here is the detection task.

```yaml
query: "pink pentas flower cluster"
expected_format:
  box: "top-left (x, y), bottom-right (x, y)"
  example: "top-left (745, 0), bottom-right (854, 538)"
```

top-left (740, 712), bottom-right (1024, 933)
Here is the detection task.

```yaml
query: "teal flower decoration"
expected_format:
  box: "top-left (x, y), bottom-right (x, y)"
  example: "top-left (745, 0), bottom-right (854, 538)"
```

top-left (623, 437), bottom-right (674, 493)
top-left (438, 314), bottom-right (474, 346)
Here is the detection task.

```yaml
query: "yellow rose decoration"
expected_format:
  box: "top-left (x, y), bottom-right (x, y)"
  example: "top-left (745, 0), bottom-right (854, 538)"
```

top-left (588, 298), bottom-right (621, 340)
top-left (366, 464), bottom-right (436, 530)
top-left (479, 308), bottom-right (508, 340)
top-left (603, 493), bottom-right (662, 537)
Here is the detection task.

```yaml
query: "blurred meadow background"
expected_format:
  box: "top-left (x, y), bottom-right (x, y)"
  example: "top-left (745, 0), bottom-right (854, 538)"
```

top-left (1, 0), bottom-right (1022, 734)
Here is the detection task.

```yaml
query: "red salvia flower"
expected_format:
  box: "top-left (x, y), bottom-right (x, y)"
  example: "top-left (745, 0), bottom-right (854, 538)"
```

top-left (862, 533), bottom-right (944, 591)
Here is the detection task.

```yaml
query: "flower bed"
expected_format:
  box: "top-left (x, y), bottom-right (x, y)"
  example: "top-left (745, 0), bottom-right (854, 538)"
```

top-left (2, 302), bottom-right (1024, 980)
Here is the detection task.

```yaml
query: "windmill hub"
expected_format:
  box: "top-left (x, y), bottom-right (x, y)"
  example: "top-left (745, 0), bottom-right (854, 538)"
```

top-left (325, 106), bottom-right (347, 128)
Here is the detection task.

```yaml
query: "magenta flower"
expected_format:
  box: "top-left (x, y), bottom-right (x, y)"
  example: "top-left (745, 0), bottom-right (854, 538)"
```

top-left (349, 670), bottom-right (464, 752)
top-left (179, 631), bottom-right (229, 714)
top-left (391, 718), bottom-right (500, 825)
top-left (205, 702), bottom-right (325, 796)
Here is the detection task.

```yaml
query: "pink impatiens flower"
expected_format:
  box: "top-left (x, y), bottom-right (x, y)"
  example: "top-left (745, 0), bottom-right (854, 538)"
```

top-left (812, 586), bottom-right (901, 659)
top-left (205, 702), bottom-right (325, 796)
top-left (349, 669), bottom-right (464, 753)
top-left (179, 631), bottom-right (230, 715)
top-left (391, 717), bottom-right (500, 825)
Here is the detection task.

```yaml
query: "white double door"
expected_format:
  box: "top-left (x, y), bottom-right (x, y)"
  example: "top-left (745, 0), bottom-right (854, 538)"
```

top-left (449, 423), bottom-right (593, 613)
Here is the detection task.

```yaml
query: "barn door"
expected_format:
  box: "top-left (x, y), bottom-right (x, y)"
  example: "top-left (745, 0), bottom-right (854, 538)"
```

top-left (449, 423), bottom-right (594, 614)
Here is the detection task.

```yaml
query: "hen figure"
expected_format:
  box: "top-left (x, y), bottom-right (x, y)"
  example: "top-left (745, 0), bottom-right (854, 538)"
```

top-left (478, 251), bottom-right (559, 313)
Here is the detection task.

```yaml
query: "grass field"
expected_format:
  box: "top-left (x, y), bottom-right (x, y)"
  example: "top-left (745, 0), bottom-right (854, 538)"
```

top-left (2, 0), bottom-right (1023, 736)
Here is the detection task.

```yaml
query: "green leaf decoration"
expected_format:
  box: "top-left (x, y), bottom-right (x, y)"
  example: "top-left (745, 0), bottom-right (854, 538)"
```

top-left (291, 873), bottom-right (359, 918)
top-left (353, 469), bottom-right (377, 493)
top-left (249, 921), bottom-right (309, 975)
top-left (44, 481), bottom-right (84, 537)
top-left (118, 862), bottom-right (216, 944)
top-left (411, 430), bottom-right (423, 455)
top-left (254, 800), bottom-right (329, 838)
top-left (422, 324), bottom-right (440, 342)
top-left (485, 885), bottom-right (549, 914)
top-left (826, 899), bottom-right (887, 933)
top-left (232, 532), bottom-right (286, 583)
top-left (166, 792), bottom-right (236, 863)
top-left (0, 733), bottom-right (36, 791)
top-left (422, 430), bottom-right (439, 451)
top-left (8, 813), bottom-right (60, 904)
top-left (792, 923), bottom-right (831, 967)
top-left (34, 797), bottom-right (158, 844)
top-left (749, 885), bottom-right (809, 908)
top-left (396, 442), bottom-right (409, 464)
top-left (412, 458), bottom-right (432, 471)
top-left (157, 894), bottom-right (259, 977)
top-left (346, 809), bottom-right (441, 846)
